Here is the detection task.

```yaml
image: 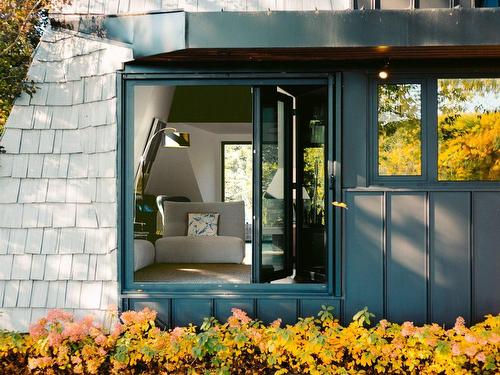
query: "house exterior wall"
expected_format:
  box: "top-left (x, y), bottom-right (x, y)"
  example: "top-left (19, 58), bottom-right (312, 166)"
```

top-left (1, 0), bottom-right (499, 331)
top-left (0, 29), bottom-right (132, 331)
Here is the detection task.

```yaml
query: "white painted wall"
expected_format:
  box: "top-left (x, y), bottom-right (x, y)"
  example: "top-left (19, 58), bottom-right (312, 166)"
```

top-left (134, 86), bottom-right (176, 174)
top-left (145, 123), bottom-right (252, 202)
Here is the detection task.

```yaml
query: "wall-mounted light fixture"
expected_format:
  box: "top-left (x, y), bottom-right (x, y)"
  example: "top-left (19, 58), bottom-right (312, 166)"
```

top-left (378, 60), bottom-right (390, 80)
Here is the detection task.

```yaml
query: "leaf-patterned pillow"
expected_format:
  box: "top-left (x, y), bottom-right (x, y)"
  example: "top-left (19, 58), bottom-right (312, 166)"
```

top-left (187, 213), bottom-right (219, 236)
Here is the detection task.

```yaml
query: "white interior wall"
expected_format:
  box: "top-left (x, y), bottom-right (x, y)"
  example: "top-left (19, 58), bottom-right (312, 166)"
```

top-left (145, 123), bottom-right (252, 202)
top-left (133, 86), bottom-right (175, 174)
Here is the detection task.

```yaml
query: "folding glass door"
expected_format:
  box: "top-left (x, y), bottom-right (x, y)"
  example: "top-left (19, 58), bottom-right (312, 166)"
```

top-left (253, 84), bottom-right (329, 283)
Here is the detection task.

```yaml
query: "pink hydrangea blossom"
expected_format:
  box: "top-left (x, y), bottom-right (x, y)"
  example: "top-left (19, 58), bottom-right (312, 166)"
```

top-left (231, 308), bottom-right (251, 324)
top-left (46, 309), bottom-right (73, 323)
top-left (475, 352), bottom-right (486, 362)
top-left (95, 334), bottom-right (107, 345)
top-left (170, 327), bottom-right (184, 342)
top-left (400, 321), bottom-right (415, 337)
top-left (270, 318), bottom-right (282, 328)
top-left (29, 319), bottom-right (47, 339)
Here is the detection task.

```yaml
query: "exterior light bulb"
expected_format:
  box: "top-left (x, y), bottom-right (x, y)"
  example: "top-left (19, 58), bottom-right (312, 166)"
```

top-left (378, 70), bottom-right (389, 79)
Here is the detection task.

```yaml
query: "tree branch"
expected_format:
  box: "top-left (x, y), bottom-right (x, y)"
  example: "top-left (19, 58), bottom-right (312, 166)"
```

top-left (0, 0), bottom-right (44, 57)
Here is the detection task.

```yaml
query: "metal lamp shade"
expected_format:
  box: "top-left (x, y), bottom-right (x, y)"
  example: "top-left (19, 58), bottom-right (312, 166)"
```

top-left (162, 131), bottom-right (190, 148)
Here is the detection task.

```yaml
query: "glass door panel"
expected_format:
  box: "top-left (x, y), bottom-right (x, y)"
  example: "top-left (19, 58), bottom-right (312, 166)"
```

top-left (295, 86), bottom-right (328, 282)
top-left (256, 86), bottom-right (294, 282)
top-left (253, 83), bottom-right (329, 284)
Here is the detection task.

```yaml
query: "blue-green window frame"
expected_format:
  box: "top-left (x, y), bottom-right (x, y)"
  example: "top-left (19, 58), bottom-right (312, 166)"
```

top-left (370, 77), bottom-right (428, 185)
top-left (118, 71), bottom-right (342, 297)
top-left (369, 74), bottom-right (500, 188)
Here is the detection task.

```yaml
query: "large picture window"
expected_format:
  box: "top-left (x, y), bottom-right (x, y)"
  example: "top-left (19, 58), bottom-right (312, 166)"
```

top-left (373, 77), bottom-right (500, 184)
top-left (128, 80), bottom-right (332, 288)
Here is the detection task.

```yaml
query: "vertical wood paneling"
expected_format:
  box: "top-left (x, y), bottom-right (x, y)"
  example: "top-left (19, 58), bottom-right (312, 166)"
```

top-left (387, 192), bottom-right (427, 324)
top-left (429, 192), bottom-right (471, 326)
top-left (473, 192), bottom-right (500, 323)
top-left (172, 298), bottom-right (213, 327)
top-left (344, 192), bottom-right (384, 322)
top-left (342, 73), bottom-right (367, 188)
top-left (257, 299), bottom-right (297, 325)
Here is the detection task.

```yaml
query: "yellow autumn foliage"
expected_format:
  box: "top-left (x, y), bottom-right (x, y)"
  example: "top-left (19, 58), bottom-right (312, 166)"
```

top-left (438, 112), bottom-right (500, 181)
top-left (1, 307), bottom-right (498, 374)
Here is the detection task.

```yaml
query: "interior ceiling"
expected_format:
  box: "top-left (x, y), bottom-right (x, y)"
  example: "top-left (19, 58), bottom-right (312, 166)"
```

top-left (168, 85), bottom-right (252, 123)
top-left (176, 122), bottom-right (252, 134)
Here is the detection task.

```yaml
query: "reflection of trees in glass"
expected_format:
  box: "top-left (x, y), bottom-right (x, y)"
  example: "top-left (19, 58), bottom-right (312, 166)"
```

top-left (223, 144), bottom-right (253, 221)
top-left (378, 80), bottom-right (499, 180)
top-left (303, 147), bottom-right (325, 222)
top-left (438, 79), bottom-right (500, 181)
top-left (262, 145), bottom-right (278, 192)
top-left (378, 84), bottom-right (422, 176)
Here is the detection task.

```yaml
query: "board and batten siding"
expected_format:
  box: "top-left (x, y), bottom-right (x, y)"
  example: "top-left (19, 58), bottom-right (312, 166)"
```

top-left (344, 190), bottom-right (500, 327)
top-left (0, 29), bottom-right (132, 331)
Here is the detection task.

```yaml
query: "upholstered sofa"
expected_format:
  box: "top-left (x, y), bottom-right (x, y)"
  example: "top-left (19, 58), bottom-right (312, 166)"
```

top-left (134, 201), bottom-right (245, 271)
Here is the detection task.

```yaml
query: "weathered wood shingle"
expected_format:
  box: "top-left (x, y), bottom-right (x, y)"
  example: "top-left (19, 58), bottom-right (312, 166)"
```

top-left (0, 27), bottom-right (131, 331)
top-left (25, 229), bottom-right (44, 254)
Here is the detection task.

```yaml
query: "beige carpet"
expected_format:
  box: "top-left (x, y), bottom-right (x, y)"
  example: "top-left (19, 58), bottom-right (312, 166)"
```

top-left (135, 263), bottom-right (251, 283)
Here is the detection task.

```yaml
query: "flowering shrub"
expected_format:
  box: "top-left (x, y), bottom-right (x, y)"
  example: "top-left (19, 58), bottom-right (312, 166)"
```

top-left (0, 306), bottom-right (498, 374)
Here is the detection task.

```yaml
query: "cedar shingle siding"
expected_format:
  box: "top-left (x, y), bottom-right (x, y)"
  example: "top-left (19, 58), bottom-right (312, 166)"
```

top-left (0, 26), bottom-right (132, 331)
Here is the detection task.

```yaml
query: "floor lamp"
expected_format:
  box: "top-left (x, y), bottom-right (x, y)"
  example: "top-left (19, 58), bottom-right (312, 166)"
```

top-left (134, 125), bottom-right (190, 232)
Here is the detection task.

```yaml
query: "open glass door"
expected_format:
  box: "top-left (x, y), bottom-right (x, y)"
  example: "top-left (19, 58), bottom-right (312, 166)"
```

top-left (253, 86), bottom-right (294, 282)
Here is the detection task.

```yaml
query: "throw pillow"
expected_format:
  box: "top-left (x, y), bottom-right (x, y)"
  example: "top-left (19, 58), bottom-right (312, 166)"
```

top-left (187, 213), bottom-right (219, 236)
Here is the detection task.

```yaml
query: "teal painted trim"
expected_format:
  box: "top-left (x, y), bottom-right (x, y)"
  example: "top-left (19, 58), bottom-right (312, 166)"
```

top-left (370, 77), bottom-right (429, 185)
top-left (186, 10), bottom-right (500, 50)
top-left (116, 71), bottom-right (125, 294)
top-left (123, 79), bottom-right (137, 291)
top-left (121, 75), bottom-right (336, 297)
top-left (67, 10), bottom-right (500, 59)
top-left (426, 78), bottom-right (439, 182)
top-left (123, 77), bottom-right (329, 85)
top-left (326, 76), bottom-right (335, 295)
top-left (252, 87), bottom-right (261, 283)
top-left (122, 284), bottom-right (330, 295)
top-left (121, 291), bottom-right (341, 299)
top-left (334, 73), bottom-right (343, 297)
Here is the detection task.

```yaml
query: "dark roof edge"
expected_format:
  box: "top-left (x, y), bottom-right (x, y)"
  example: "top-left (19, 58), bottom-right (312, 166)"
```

top-left (51, 9), bottom-right (500, 58)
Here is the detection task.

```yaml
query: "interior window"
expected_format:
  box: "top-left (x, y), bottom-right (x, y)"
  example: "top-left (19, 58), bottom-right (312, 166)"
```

top-left (222, 142), bottom-right (253, 258)
top-left (377, 83), bottom-right (422, 176)
top-left (437, 78), bottom-right (500, 181)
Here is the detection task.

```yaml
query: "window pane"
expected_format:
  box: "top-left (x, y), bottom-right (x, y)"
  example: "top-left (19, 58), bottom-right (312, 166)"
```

top-left (378, 83), bottom-right (422, 176)
top-left (438, 78), bottom-right (500, 181)
top-left (223, 143), bottom-right (253, 238)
